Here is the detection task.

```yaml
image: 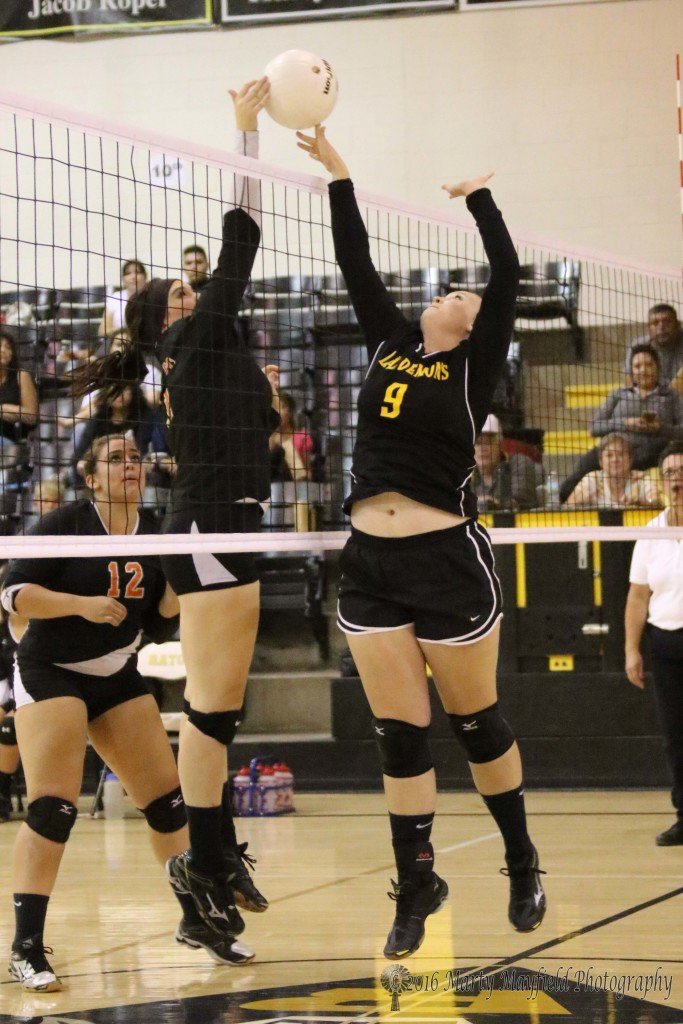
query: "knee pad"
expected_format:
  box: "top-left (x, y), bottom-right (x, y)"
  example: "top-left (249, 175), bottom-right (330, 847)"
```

top-left (0, 716), bottom-right (16, 746)
top-left (141, 785), bottom-right (186, 834)
top-left (26, 796), bottom-right (78, 844)
top-left (449, 703), bottom-right (514, 764)
top-left (372, 718), bottom-right (432, 778)
top-left (186, 705), bottom-right (241, 745)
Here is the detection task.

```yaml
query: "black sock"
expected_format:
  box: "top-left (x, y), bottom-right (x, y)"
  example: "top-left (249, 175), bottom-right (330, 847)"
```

top-left (388, 812), bottom-right (435, 885)
top-left (483, 785), bottom-right (534, 865)
top-left (221, 781), bottom-right (237, 853)
top-left (186, 805), bottom-right (225, 876)
top-left (13, 893), bottom-right (50, 948)
top-left (0, 770), bottom-right (11, 800)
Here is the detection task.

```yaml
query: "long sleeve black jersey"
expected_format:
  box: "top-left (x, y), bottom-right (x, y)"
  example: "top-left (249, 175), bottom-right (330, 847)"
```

top-left (3, 502), bottom-right (176, 672)
top-left (157, 209), bottom-right (278, 525)
top-left (329, 180), bottom-right (520, 519)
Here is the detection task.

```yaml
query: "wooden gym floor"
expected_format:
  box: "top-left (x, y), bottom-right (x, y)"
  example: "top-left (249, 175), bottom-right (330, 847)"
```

top-left (0, 790), bottom-right (681, 1024)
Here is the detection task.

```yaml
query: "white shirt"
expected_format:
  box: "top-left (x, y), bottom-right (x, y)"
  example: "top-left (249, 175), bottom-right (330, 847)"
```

top-left (629, 509), bottom-right (683, 630)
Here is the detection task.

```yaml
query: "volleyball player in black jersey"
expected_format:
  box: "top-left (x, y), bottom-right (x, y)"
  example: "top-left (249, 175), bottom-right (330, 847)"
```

top-left (75, 80), bottom-right (275, 950)
top-left (297, 127), bottom-right (546, 959)
top-left (1, 434), bottom-right (254, 993)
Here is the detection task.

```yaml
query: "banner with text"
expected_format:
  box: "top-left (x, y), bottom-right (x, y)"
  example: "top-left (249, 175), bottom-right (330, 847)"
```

top-left (221, 0), bottom-right (453, 25)
top-left (0, 0), bottom-right (212, 38)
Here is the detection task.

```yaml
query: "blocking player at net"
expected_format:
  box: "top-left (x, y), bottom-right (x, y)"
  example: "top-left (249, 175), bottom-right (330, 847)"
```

top-left (297, 126), bottom-right (546, 959)
top-left (1, 434), bottom-right (256, 994)
top-left (76, 78), bottom-right (275, 952)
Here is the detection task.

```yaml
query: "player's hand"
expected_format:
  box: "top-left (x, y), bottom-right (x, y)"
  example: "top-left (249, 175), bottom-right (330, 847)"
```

top-left (442, 174), bottom-right (494, 199)
top-left (80, 596), bottom-right (127, 626)
top-left (625, 650), bottom-right (645, 688)
top-left (229, 77), bottom-right (270, 132)
top-left (296, 126), bottom-right (350, 181)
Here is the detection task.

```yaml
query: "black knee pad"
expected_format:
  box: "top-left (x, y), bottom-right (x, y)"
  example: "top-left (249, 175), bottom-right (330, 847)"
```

top-left (187, 705), bottom-right (241, 745)
top-left (449, 703), bottom-right (514, 764)
top-left (26, 796), bottom-right (78, 844)
top-left (141, 785), bottom-right (186, 834)
top-left (0, 716), bottom-right (16, 746)
top-left (372, 718), bottom-right (432, 778)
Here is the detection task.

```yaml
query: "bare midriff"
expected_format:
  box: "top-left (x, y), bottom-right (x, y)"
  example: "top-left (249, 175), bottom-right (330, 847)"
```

top-left (350, 491), bottom-right (469, 538)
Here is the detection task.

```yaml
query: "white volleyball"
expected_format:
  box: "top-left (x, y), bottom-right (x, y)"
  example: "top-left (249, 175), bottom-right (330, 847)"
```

top-left (264, 50), bottom-right (338, 131)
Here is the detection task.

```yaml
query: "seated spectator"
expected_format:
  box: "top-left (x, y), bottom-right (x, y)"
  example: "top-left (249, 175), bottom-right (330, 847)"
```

top-left (472, 414), bottom-right (539, 512)
top-left (0, 329), bottom-right (38, 454)
top-left (98, 259), bottom-right (147, 335)
top-left (70, 384), bottom-right (165, 488)
top-left (269, 392), bottom-right (313, 482)
top-left (32, 477), bottom-right (65, 518)
top-left (560, 344), bottom-right (683, 503)
top-left (183, 244), bottom-right (211, 293)
top-left (564, 432), bottom-right (661, 509)
top-left (624, 304), bottom-right (683, 386)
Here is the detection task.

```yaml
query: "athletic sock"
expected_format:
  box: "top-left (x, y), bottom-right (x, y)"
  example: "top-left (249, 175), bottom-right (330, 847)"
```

top-left (482, 785), bottom-right (534, 865)
top-left (388, 811), bottom-right (435, 885)
top-left (13, 893), bottom-right (49, 948)
top-left (221, 781), bottom-right (238, 853)
top-left (0, 770), bottom-right (12, 801)
top-left (185, 805), bottom-right (225, 876)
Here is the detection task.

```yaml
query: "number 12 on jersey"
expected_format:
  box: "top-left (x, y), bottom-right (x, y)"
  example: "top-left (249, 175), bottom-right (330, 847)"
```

top-left (380, 382), bottom-right (408, 419)
top-left (107, 561), bottom-right (144, 600)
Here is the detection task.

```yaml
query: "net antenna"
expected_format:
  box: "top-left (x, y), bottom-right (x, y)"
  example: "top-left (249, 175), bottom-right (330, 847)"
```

top-left (0, 88), bottom-right (682, 561)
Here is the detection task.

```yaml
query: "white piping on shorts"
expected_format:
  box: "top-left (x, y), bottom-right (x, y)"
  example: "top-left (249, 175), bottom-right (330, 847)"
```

top-left (337, 604), bottom-right (413, 636)
top-left (417, 611), bottom-right (503, 647)
top-left (191, 521), bottom-right (238, 586)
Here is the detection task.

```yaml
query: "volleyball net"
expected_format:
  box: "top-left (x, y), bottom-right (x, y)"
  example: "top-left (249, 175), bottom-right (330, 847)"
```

top-left (1, 89), bottom-right (682, 559)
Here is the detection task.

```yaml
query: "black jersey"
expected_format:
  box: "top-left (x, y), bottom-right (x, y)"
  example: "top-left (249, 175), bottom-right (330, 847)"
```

top-left (157, 208), bottom-right (279, 528)
top-left (329, 180), bottom-right (520, 520)
top-left (3, 501), bottom-right (176, 672)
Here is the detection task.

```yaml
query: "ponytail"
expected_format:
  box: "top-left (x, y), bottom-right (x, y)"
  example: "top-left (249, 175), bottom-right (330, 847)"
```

top-left (72, 277), bottom-right (175, 400)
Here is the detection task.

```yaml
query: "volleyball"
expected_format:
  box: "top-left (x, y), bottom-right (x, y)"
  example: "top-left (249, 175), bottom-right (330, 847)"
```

top-left (264, 50), bottom-right (338, 130)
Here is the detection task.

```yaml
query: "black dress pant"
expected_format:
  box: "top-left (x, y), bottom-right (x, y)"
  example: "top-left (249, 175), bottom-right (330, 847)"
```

top-left (647, 624), bottom-right (683, 818)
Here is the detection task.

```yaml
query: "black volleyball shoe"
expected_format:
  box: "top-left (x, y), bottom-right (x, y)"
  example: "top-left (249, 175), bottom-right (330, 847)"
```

top-left (500, 845), bottom-right (547, 932)
top-left (226, 842), bottom-right (269, 913)
top-left (166, 852), bottom-right (245, 937)
top-left (175, 918), bottom-right (255, 965)
top-left (383, 873), bottom-right (449, 960)
top-left (8, 935), bottom-right (62, 992)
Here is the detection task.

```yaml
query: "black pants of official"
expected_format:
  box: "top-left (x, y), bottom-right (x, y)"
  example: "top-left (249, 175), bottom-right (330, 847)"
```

top-left (647, 624), bottom-right (683, 818)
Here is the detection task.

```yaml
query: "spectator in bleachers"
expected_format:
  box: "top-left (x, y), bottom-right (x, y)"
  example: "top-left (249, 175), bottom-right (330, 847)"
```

top-left (182, 244), bottom-right (210, 293)
top-left (0, 328), bottom-right (38, 448)
top-left (98, 259), bottom-right (148, 336)
top-left (472, 414), bottom-right (539, 512)
top-left (564, 432), bottom-right (661, 509)
top-left (269, 392), bottom-right (313, 482)
top-left (560, 343), bottom-right (683, 503)
top-left (624, 304), bottom-right (683, 386)
top-left (70, 384), bottom-right (165, 489)
top-left (32, 477), bottom-right (65, 519)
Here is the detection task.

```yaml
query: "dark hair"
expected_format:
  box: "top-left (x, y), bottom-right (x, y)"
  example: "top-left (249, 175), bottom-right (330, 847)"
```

top-left (0, 329), bottom-right (19, 374)
top-left (658, 442), bottom-right (683, 473)
top-left (72, 277), bottom-right (174, 400)
top-left (648, 303), bottom-right (677, 320)
top-left (81, 432), bottom-right (139, 481)
top-left (279, 391), bottom-right (298, 425)
top-left (183, 244), bottom-right (207, 259)
top-left (629, 342), bottom-right (660, 370)
top-left (122, 259), bottom-right (147, 279)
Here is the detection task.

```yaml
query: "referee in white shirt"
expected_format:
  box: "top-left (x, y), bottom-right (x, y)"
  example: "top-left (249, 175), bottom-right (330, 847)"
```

top-left (625, 443), bottom-right (683, 845)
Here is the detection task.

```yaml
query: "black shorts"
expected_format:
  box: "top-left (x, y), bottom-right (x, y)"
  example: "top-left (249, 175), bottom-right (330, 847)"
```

top-left (161, 503), bottom-right (262, 597)
top-left (13, 655), bottom-right (150, 722)
top-left (338, 521), bottom-right (502, 645)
